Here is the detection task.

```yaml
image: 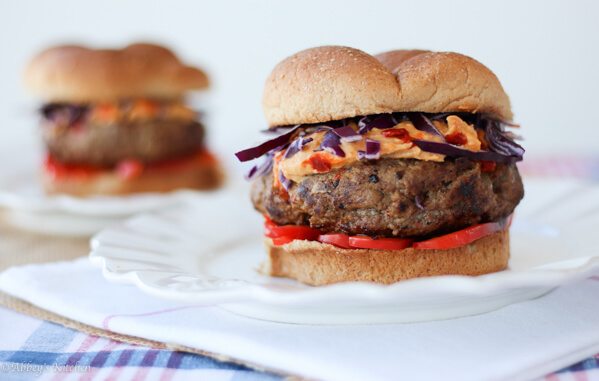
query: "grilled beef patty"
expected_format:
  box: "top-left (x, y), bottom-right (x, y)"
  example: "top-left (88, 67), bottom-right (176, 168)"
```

top-left (251, 158), bottom-right (524, 238)
top-left (43, 119), bottom-right (205, 166)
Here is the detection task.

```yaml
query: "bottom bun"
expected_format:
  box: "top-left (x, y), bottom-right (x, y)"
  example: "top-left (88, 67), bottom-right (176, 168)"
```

top-left (43, 155), bottom-right (223, 197)
top-left (261, 230), bottom-right (509, 285)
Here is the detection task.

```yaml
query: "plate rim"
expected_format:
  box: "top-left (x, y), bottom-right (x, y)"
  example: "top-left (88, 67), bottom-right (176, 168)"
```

top-left (88, 177), bottom-right (599, 306)
top-left (89, 231), bottom-right (599, 306)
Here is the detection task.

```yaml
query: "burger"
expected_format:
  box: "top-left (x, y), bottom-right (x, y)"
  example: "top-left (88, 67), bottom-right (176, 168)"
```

top-left (236, 46), bottom-right (524, 286)
top-left (24, 43), bottom-right (222, 196)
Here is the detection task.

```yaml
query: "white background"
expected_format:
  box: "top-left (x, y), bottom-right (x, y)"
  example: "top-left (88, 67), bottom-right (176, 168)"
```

top-left (1, 0), bottom-right (598, 176)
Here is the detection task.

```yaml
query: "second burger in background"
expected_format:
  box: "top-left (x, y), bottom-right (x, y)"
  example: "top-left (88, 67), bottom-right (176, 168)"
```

top-left (24, 43), bottom-right (222, 196)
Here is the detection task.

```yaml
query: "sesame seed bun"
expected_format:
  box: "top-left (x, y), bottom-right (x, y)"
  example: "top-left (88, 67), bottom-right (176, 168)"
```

top-left (24, 43), bottom-right (209, 102)
top-left (262, 46), bottom-right (512, 126)
top-left (261, 230), bottom-right (509, 286)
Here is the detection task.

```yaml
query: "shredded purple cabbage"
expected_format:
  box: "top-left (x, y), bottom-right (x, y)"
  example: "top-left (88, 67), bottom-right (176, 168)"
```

top-left (235, 124), bottom-right (303, 162)
top-left (358, 114), bottom-right (397, 134)
top-left (320, 130), bottom-right (345, 157)
top-left (246, 166), bottom-right (258, 179)
top-left (246, 152), bottom-right (275, 180)
top-left (41, 103), bottom-right (89, 126)
top-left (333, 126), bottom-right (361, 142)
top-left (284, 136), bottom-right (313, 159)
top-left (278, 170), bottom-right (293, 191)
top-left (358, 139), bottom-right (381, 160)
top-left (480, 120), bottom-right (525, 159)
top-left (235, 112), bottom-right (524, 180)
top-left (413, 140), bottom-right (518, 164)
top-left (407, 113), bottom-right (444, 138)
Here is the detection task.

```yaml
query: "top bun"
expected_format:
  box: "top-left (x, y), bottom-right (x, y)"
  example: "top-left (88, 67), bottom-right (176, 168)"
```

top-left (24, 43), bottom-right (209, 102)
top-left (376, 49), bottom-right (512, 121)
top-left (263, 46), bottom-right (512, 126)
top-left (263, 46), bottom-right (401, 127)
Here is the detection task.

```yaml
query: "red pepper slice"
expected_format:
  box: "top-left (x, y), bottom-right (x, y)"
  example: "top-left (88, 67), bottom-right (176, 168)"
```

top-left (445, 132), bottom-right (468, 146)
top-left (348, 236), bottom-right (412, 250)
top-left (264, 216), bottom-right (510, 250)
top-left (306, 153), bottom-right (332, 172)
top-left (318, 233), bottom-right (352, 249)
top-left (117, 160), bottom-right (144, 180)
top-left (382, 128), bottom-right (412, 142)
top-left (44, 154), bottom-right (103, 179)
top-left (271, 236), bottom-right (296, 246)
top-left (264, 216), bottom-right (320, 242)
top-left (413, 220), bottom-right (505, 250)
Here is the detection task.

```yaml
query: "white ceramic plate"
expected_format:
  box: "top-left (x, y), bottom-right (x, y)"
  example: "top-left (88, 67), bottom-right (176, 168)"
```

top-left (0, 176), bottom-right (196, 216)
top-left (90, 179), bottom-right (599, 324)
top-left (0, 171), bottom-right (211, 236)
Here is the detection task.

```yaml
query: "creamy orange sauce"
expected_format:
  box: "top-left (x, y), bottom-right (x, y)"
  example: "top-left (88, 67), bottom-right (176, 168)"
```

top-left (275, 115), bottom-right (483, 183)
top-left (88, 99), bottom-right (197, 124)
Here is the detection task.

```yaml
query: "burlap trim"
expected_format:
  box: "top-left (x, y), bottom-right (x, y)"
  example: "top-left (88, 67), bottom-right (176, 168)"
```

top-left (0, 291), bottom-right (305, 380)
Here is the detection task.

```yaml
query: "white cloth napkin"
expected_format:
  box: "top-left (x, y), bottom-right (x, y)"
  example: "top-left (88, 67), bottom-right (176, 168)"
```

top-left (1, 258), bottom-right (598, 381)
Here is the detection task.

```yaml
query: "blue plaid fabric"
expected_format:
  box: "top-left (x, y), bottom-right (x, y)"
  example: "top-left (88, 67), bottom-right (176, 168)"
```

top-left (0, 307), bottom-right (597, 380)
top-left (0, 308), bottom-right (281, 380)
top-left (554, 354), bottom-right (599, 376)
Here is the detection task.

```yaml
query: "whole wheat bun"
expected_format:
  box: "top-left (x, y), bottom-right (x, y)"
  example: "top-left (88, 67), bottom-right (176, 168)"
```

top-left (43, 157), bottom-right (223, 197)
top-left (261, 230), bottom-right (509, 285)
top-left (263, 46), bottom-right (512, 126)
top-left (24, 43), bottom-right (209, 102)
